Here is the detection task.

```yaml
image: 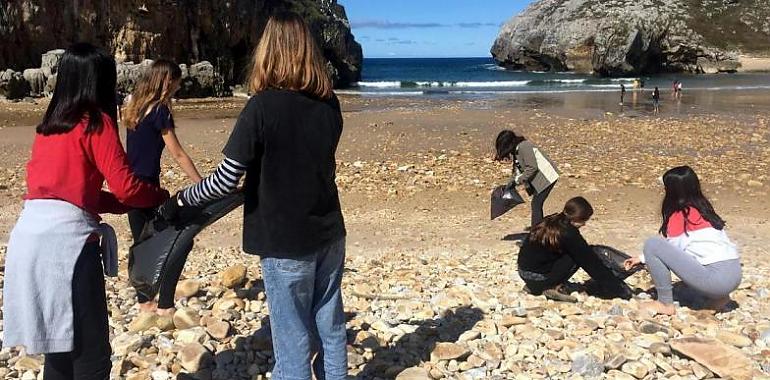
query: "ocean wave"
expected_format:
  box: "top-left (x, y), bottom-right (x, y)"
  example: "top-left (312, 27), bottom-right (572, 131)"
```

top-left (355, 80), bottom-right (532, 88)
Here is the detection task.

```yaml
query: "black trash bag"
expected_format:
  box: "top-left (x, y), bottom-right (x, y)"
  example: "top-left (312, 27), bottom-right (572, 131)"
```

top-left (491, 185), bottom-right (525, 220)
top-left (591, 244), bottom-right (642, 280)
top-left (128, 192), bottom-right (245, 300)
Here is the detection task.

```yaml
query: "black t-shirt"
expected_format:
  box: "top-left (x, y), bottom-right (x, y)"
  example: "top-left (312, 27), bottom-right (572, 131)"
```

top-left (517, 224), bottom-right (626, 291)
top-left (127, 105), bottom-right (174, 184)
top-left (223, 89), bottom-right (345, 257)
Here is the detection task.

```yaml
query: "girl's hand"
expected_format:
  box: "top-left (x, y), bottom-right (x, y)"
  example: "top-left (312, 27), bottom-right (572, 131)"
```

top-left (624, 256), bottom-right (642, 270)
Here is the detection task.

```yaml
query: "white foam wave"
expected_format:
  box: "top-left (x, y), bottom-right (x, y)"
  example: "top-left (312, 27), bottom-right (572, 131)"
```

top-left (353, 81), bottom-right (402, 88)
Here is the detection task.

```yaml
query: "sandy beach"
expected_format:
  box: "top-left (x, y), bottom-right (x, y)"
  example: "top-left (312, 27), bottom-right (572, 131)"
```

top-left (1, 90), bottom-right (769, 379)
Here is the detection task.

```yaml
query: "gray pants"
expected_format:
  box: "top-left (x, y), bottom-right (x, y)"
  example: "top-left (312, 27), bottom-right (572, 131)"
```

top-left (643, 237), bottom-right (741, 304)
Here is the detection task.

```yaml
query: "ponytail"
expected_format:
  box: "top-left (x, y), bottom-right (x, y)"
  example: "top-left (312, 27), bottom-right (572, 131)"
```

top-left (528, 196), bottom-right (594, 251)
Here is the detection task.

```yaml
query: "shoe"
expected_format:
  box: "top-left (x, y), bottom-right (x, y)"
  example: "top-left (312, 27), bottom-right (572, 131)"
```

top-left (543, 287), bottom-right (577, 303)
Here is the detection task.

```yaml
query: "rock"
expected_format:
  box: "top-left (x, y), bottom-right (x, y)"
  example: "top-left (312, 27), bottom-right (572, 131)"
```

top-left (177, 326), bottom-right (209, 344)
top-left (44, 74), bottom-right (57, 94)
top-left (205, 320), bottom-right (231, 340)
top-left (155, 315), bottom-right (175, 331)
top-left (604, 353), bottom-right (627, 370)
top-left (175, 279), bottom-right (201, 299)
top-left (716, 330), bottom-right (753, 348)
top-left (41, 49), bottom-right (65, 77)
top-left (571, 353), bottom-right (604, 378)
top-left (670, 336), bottom-right (757, 380)
top-left (129, 313), bottom-right (158, 332)
top-left (430, 342), bottom-right (471, 361)
top-left (648, 342), bottom-right (671, 356)
top-left (490, 0), bottom-right (767, 75)
top-left (178, 343), bottom-right (212, 372)
top-left (606, 370), bottom-right (636, 380)
top-left (22, 69), bottom-right (46, 97)
top-left (639, 321), bottom-right (670, 335)
top-left (621, 361), bottom-right (648, 379)
top-left (0, 69), bottom-right (30, 99)
top-left (747, 180), bottom-right (763, 188)
top-left (220, 265), bottom-right (247, 288)
top-left (14, 356), bottom-right (42, 372)
top-left (113, 332), bottom-right (144, 356)
top-left (173, 308), bottom-right (201, 330)
top-left (395, 366), bottom-right (430, 380)
top-left (0, 2), bottom-right (361, 88)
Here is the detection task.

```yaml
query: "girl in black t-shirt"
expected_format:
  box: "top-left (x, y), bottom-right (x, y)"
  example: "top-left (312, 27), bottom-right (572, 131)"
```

top-left (122, 59), bottom-right (202, 316)
top-left (518, 197), bottom-right (633, 302)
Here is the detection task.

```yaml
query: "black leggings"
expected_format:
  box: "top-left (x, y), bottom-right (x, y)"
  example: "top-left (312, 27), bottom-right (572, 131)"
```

top-left (530, 182), bottom-right (555, 227)
top-left (128, 209), bottom-right (189, 309)
top-left (524, 254), bottom-right (579, 295)
top-left (44, 242), bottom-right (111, 380)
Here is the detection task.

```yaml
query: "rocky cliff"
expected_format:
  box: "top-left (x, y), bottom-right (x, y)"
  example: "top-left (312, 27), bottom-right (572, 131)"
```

top-left (0, 0), bottom-right (362, 88)
top-left (491, 0), bottom-right (770, 76)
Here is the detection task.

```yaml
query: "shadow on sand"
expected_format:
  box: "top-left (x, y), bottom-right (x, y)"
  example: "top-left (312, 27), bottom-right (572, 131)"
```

top-left (356, 306), bottom-right (484, 379)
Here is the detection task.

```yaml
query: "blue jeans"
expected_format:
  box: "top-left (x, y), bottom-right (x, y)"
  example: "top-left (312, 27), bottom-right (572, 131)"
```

top-left (261, 237), bottom-right (347, 380)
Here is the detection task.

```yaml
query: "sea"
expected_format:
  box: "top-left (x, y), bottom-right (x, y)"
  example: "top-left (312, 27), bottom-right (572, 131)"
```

top-left (340, 57), bottom-right (770, 97)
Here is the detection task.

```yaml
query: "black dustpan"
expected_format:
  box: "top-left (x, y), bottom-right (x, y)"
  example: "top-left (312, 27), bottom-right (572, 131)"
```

top-left (491, 185), bottom-right (525, 220)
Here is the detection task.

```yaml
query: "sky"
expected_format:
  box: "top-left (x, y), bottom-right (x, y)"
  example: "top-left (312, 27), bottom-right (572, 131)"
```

top-left (338, 0), bottom-right (531, 58)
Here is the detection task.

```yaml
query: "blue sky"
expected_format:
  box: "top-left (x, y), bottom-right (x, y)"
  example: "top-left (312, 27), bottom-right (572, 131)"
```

top-left (338, 0), bottom-right (531, 58)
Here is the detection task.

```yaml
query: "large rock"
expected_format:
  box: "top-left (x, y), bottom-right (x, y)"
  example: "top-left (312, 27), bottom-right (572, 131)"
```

top-left (0, 69), bottom-right (30, 99)
top-left (220, 265), bottom-right (247, 288)
top-left (178, 343), bottom-right (212, 372)
top-left (670, 336), bottom-right (758, 380)
top-left (22, 68), bottom-right (46, 96)
top-left (0, 1), bottom-right (361, 88)
top-left (491, 0), bottom-right (770, 76)
top-left (40, 49), bottom-right (64, 77)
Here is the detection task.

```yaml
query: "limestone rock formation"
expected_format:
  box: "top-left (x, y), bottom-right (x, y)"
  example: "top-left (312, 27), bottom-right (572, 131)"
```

top-left (491, 0), bottom-right (770, 76)
top-left (0, 0), bottom-right (362, 88)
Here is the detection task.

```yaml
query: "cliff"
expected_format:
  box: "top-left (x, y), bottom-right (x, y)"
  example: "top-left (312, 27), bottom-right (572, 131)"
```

top-left (0, 0), bottom-right (362, 88)
top-left (491, 0), bottom-right (770, 76)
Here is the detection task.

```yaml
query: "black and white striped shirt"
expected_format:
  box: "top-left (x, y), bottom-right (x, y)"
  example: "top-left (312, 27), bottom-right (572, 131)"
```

top-left (181, 157), bottom-right (247, 206)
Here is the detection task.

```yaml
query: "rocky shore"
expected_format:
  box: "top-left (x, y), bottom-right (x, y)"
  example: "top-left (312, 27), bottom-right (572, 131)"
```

top-left (0, 96), bottom-right (769, 379)
top-left (492, 0), bottom-right (770, 76)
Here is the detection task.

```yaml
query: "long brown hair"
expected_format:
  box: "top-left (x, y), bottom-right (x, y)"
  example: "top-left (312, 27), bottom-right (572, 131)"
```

top-left (529, 197), bottom-right (594, 251)
top-left (248, 12), bottom-right (332, 99)
top-left (122, 59), bottom-right (182, 130)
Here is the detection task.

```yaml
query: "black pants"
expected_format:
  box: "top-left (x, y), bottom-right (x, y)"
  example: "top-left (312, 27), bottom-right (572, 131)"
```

top-left (44, 242), bottom-right (111, 380)
top-left (524, 254), bottom-right (579, 295)
top-left (128, 209), bottom-right (188, 308)
top-left (523, 247), bottom-right (631, 298)
top-left (530, 182), bottom-right (555, 227)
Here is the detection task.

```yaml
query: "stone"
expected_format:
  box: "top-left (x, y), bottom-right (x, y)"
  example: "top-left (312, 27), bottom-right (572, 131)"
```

top-left (716, 330), bottom-right (753, 348)
top-left (178, 343), bottom-right (212, 372)
top-left (175, 279), bottom-right (201, 299)
top-left (129, 313), bottom-right (158, 332)
top-left (604, 353), bottom-right (627, 369)
top-left (113, 333), bottom-right (144, 356)
top-left (621, 361), bottom-right (648, 379)
top-left (639, 321), bottom-right (670, 335)
top-left (220, 265), bottom-right (247, 288)
top-left (41, 49), bottom-right (65, 76)
top-left (571, 353), bottom-right (604, 378)
top-left (606, 370), bottom-right (636, 380)
top-left (177, 327), bottom-right (209, 344)
top-left (648, 342), bottom-right (671, 356)
top-left (395, 366), bottom-right (431, 380)
top-left (22, 68), bottom-right (46, 97)
top-left (173, 308), bottom-right (201, 330)
top-left (670, 336), bottom-right (757, 380)
top-left (205, 320), bottom-right (231, 340)
top-left (0, 69), bottom-right (30, 99)
top-left (14, 356), bottom-right (42, 371)
top-left (155, 315), bottom-right (175, 331)
top-left (430, 342), bottom-right (471, 361)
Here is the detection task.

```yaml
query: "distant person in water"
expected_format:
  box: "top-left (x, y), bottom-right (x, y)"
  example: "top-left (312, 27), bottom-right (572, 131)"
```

top-left (671, 81), bottom-right (678, 99)
top-left (652, 86), bottom-right (661, 114)
top-left (620, 84), bottom-right (626, 105)
top-left (518, 197), bottom-right (633, 302)
top-left (495, 130), bottom-right (559, 228)
top-left (676, 81), bottom-right (683, 99)
top-left (625, 166), bottom-right (741, 316)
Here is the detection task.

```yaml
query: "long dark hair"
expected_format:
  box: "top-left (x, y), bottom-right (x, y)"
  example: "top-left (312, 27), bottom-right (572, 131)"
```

top-left (529, 197), bottom-right (594, 251)
top-left (660, 166), bottom-right (725, 236)
top-left (37, 43), bottom-right (117, 135)
top-left (494, 130), bottom-right (526, 161)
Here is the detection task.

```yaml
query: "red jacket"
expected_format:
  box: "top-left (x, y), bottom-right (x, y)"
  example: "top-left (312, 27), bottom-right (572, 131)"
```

top-left (25, 113), bottom-right (169, 217)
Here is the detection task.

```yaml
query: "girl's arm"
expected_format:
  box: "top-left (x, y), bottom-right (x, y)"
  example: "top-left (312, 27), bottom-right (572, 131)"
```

top-left (162, 128), bottom-right (202, 182)
top-left (88, 114), bottom-right (169, 211)
top-left (516, 143), bottom-right (539, 185)
top-left (180, 157), bottom-right (247, 206)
